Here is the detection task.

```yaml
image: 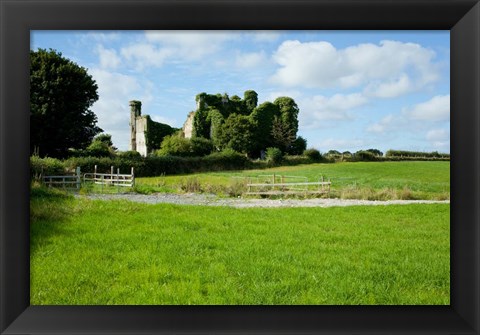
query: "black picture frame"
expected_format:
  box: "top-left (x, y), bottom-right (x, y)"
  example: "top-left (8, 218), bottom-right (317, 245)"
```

top-left (1, 0), bottom-right (479, 334)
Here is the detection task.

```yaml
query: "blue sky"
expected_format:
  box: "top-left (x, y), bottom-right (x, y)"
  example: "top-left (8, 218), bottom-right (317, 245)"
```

top-left (31, 30), bottom-right (450, 153)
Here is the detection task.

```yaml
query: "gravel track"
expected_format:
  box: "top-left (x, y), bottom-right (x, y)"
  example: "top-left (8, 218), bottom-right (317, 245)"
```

top-left (78, 193), bottom-right (449, 208)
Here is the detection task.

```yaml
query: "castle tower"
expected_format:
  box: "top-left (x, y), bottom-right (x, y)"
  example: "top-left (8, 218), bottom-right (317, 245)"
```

top-left (129, 100), bottom-right (142, 151)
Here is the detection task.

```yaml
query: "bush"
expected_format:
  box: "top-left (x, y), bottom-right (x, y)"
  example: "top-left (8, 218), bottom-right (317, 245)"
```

top-left (354, 150), bottom-right (377, 161)
top-left (190, 137), bottom-right (214, 156)
top-left (265, 147), bottom-right (283, 165)
top-left (156, 135), bottom-right (193, 157)
top-left (303, 148), bottom-right (322, 161)
top-left (203, 149), bottom-right (251, 171)
top-left (117, 151), bottom-right (142, 159)
top-left (288, 136), bottom-right (307, 155)
top-left (385, 150), bottom-right (450, 159)
top-left (30, 156), bottom-right (66, 177)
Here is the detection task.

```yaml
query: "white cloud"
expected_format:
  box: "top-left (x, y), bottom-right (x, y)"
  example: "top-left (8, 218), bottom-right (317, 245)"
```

top-left (364, 74), bottom-right (411, 98)
top-left (366, 95), bottom-right (450, 138)
top-left (90, 68), bottom-right (154, 150)
top-left (426, 128), bottom-right (450, 150)
top-left (96, 45), bottom-right (122, 69)
top-left (85, 31), bottom-right (121, 42)
top-left (235, 51), bottom-right (267, 68)
top-left (118, 31), bottom-right (238, 70)
top-left (426, 128), bottom-right (449, 142)
top-left (272, 40), bottom-right (342, 88)
top-left (271, 39), bottom-right (439, 98)
top-left (144, 30), bottom-right (236, 61)
top-left (299, 93), bottom-right (369, 128)
top-left (405, 94), bottom-right (450, 122)
top-left (251, 31), bottom-right (281, 43)
top-left (120, 43), bottom-right (174, 70)
top-left (367, 114), bottom-right (402, 134)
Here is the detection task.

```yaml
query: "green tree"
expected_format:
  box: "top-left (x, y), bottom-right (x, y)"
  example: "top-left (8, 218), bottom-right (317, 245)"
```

top-left (30, 48), bottom-right (101, 158)
top-left (250, 101), bottom-right (279, 155)
top-left (274, 96), bottom-right (299, 134)
top-left (271, 115), bottom-right (296, 152)
top-left (85, 133), bottom-right (116, 157)
top-left (289, 136), bottom-right (307, 155)
top-left (216, 114), bottom-right (255, 154)
top-left (272, 97), bottom-right (299, 152)
top-left (244, 90), bottom-right (258, 113)
top-left (192, 108), bottom-right (210, 139)
top-left (365, 148), bottom-right (384, 157)
top-left (207, 108), bottom-right (225, 148)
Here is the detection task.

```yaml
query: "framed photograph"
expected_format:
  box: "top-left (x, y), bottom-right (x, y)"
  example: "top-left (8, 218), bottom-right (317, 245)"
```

top-left (1, 0), bottom-right (479, 334)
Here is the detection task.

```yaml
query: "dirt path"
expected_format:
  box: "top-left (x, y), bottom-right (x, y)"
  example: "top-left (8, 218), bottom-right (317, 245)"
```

top-left (79, 192), bottom-right (449, 208)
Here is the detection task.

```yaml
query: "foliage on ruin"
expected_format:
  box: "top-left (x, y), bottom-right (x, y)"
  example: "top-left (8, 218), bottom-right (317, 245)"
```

top-left (144, 115), bottom-right (178, 152)
top-left (192, 90), bottom-right (303, 157)
top-left (216, 114), bottom-right (256, 154)
top-left (30, 48), bottom-right (101, 158)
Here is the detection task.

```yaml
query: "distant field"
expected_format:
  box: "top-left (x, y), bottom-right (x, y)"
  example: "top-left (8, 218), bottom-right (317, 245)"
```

top-left (136, 161), bottom-right (450, 200)
top-left (30, 187), bottom-right (450, 305)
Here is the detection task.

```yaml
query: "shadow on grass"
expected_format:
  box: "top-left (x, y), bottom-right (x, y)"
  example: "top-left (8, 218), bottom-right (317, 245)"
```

top-left (30, 184), bottom-right (76, 254)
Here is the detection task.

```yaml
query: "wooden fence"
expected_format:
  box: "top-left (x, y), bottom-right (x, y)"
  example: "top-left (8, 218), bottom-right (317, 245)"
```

top-left (42, 167), bottom-right (81, 189)
top-left (82, 165), bottom-right (135, 191)
top-left (42, 166), bottom-right (135, 192)
top-left (244, 174), bottom-right (331, 196)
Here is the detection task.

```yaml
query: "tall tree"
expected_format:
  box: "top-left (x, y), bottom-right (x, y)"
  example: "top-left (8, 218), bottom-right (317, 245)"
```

top-left (250, 101), bottom-right (279, 154)
top-left (274, 97), bottom-right (299, 135)
top-left (272, 97), bottom-right (299, 152)
top-left (244, 90), bottom-right (258, 114)
top-left (30, 48), bottom-right (101, 158)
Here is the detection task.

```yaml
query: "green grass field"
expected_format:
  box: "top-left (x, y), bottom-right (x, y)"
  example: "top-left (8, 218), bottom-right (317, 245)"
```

top-left (135, 161), bottom-right (450, 200)
top-left (30, 186), bottom-right (450, 305)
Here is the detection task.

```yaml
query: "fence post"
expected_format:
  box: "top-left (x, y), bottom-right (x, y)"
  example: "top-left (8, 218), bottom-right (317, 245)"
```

top-left (117, 168), bottom-right (120, 193)
top-left (94, 165), bottom-right (97, 181)
top-left (111, 166), bottom-right (114, 185)
top-left (76, 167), bottom-right (81, 190)
top-left (131, 167), bottom-right (135, 188)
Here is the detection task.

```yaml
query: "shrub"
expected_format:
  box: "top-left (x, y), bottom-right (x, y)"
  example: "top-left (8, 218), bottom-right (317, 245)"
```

top-left (117, 151), bottom-right (142, 159)
top-left (203, 149), bottom-right (251, 171)
top-left (354, 150), bottom-right (377, 161)
top-left (227, 179), bottom-right (248, 197)
top-left (30, 156), bottom-right (66, 178)
top-left (190, 137), bottom-right (214, 156)
top-left (265, 147), bottom-right (283, 165)
top-left (303, 148), bottom-right (322, 161)
top-left (180, 177), bottom-right (202, 193)
top-left (156, 135), bottom-right (193, 157)
top-left (385, 150), bottom-right (450, 159)
top-left (288, 136), bottom-right (307, 155)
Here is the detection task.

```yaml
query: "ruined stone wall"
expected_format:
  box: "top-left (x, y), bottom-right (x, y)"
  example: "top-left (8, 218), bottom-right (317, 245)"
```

top-left (129, 100), bottom-right (177, 156)
top-left (135, 117), bottom-right (148, 157)
top-left (182, 112), bottom-right (195, 139)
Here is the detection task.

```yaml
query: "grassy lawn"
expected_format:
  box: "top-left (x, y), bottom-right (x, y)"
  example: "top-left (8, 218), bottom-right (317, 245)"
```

top-left (135, 161), bottom-right (450, 200)
top-left (31, 186), bottom-right (450, 305)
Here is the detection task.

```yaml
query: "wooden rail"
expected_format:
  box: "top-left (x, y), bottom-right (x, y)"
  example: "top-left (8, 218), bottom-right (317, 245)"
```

top-left (83, 165), bottom-right (135, 189)
top-left (41, 166), bottom-right (135, 192)
top-left (245, 174), bottom-right (331, 196)
top-left (42, 167), bottom-right (81, 189)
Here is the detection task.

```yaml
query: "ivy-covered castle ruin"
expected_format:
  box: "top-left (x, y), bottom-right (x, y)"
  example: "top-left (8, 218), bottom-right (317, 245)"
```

top-left (129, 100), bottom-right (176, 156)
top-left (130, 90), bottom-right (304, 157)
